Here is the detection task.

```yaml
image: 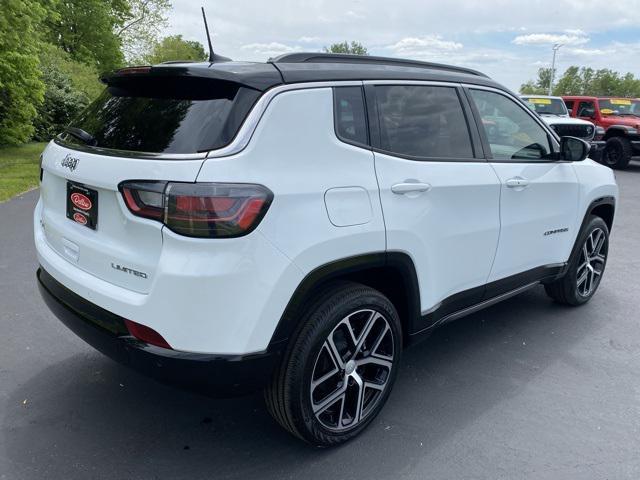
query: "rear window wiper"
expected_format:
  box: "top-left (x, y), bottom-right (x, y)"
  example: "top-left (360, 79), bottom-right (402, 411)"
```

top-left (65, 127), bottom-right (97, 146)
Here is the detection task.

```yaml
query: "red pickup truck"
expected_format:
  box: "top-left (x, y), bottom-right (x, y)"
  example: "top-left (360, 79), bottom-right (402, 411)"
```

top-left (563, 96), bottom-right (640, 169)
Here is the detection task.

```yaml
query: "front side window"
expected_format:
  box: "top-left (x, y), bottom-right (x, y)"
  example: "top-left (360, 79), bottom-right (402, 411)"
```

top-left (375, 85), bottom-right (474, 159)
top-left (334, 86), bottom-right (369, 146)
top-left (469, 89), bottom-right (553, 161)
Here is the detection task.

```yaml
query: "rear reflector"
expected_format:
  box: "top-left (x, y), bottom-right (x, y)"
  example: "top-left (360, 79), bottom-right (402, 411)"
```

top-left (119, 181), bottom-right (272, 238)
top-left (124, 319), bottom-right (172, 349)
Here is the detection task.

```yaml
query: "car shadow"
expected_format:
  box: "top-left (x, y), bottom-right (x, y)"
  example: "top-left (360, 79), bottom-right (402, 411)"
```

top-left (2, 287), bottom-right (601, 480)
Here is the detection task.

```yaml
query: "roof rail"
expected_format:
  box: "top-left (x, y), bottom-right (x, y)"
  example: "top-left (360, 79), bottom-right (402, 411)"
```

top-left (269, 52), bottom-right (489, 78)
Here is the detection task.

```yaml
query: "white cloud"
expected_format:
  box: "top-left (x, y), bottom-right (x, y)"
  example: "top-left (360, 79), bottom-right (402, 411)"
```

top-left (566, 47), bottom-right (607, 56)
top-left (512, 32), bottom-right (590, 46)
top-left (298, 36), bottom-right (320, 43)
top-left (164, 0), bottom-right (640, 90)
top-left (241, 42), bottom-right (301, 56)
top-left (386, 35), bottom-right (463, 58)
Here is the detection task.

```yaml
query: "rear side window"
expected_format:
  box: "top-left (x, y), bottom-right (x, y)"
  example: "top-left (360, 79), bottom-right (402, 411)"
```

top-left (61, 76), bottom-right (260, 154)
top-left (375, 85), bottom-right (473, 159)
top-left (334, 86), bottom-right (369, 146)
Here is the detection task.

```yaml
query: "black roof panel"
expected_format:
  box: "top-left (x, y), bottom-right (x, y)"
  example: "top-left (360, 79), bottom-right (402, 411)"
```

top-left (271, 61), bottom-right (502, 88)
top-left (271, 52), bottom-right (489, 78)
top-left (107, 54), bottom-right (505, 92)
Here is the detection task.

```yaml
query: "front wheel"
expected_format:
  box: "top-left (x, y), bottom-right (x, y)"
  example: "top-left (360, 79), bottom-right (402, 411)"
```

top-left (545, 215), bottom-right (609, 305)
top-left (265, 282), bottom-right (402, 446)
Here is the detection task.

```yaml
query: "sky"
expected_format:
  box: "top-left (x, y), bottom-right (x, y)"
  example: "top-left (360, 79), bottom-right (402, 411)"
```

top-left (165, 0), bottom-right (640, 91)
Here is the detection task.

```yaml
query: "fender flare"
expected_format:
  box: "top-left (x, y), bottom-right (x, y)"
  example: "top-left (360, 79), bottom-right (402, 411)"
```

top-left (267, 252), bottom-right (421, 348)
top-left (604, 126), bottom-right (636, 139)
top-left (566, 196), bottom-right (616, 266)
top-left (582, 195), bottom-right (615, 230)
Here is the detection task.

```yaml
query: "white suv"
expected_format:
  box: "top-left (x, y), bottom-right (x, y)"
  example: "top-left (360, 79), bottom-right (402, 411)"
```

top-left (35, 53), bottom-right (618, 446)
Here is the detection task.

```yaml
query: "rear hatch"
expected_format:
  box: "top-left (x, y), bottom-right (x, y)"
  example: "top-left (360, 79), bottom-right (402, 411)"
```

top-left (38, 64), bottom-right (276, 293)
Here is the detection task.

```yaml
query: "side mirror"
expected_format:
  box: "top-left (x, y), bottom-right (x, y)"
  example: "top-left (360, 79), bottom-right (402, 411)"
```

top-left (560, 136), bottom-right (590, 162)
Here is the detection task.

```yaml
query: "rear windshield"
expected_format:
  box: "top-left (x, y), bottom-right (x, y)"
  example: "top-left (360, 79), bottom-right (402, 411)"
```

top-left (61, 76), bottom-right (260, 154)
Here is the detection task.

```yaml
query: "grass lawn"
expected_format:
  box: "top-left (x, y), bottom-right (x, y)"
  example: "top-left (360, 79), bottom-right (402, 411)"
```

top-left (0, 142), bottom-right (47, 203)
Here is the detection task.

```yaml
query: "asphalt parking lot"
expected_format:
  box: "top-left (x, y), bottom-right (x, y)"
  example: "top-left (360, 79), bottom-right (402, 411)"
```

top-left (1, 163), bottom-right (640, 480)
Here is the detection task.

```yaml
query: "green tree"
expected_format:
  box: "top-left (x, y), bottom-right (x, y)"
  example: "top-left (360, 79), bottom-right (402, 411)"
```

top-left (32, 44), bottom-right (105, 141)
top-left (141, 35), bottom-right (207, 64)
top-left (0, 0), bottom-right (47, 145)
top-left (519, 68), bottom-right (551, 95)
top-left (32, 62), bottom-right (91, 141)
top-left (553, 66), bottom-right (583, 95)
top-left (323, 41), bottom-right (369, 55)
top-left (590, 69), bottom-right (622, 96)
top-left (40, 44), bottom-right (103, 100)
top-left (44, 0), bottom-right (130, 73)
top-left (619, 72), bottom-right (640, 98)
top-left (553, 66), bottom-right (640, 97)
top-left (116, 0), bottom-right (171, 62)
top-left (523, 66), bottom-right (640, 97)
top-left (580, 67), bottom-right (595, 94)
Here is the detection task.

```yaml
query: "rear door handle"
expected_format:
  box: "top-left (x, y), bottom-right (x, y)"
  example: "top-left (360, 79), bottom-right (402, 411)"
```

top-left (505, 177), bottom-right (529, 189)
top-left (391, 182), bottom-right (432, 194)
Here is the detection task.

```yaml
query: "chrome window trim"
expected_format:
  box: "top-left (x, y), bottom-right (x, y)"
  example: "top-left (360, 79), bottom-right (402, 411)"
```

top-left (207, 81), bottom-right (363, 159)
top-left (53, 137), bottom-right (209, 160)
top-left (55, 80), bottom-right (547, 161)
top-left (362, 79), bottom-right (482, 162)
top-left (54, 81), bottom-right (361, 160)
top-left (362, 79), bottom-right (462, 87)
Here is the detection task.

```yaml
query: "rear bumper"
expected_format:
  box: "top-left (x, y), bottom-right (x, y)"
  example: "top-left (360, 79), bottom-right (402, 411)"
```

top-left (37, 267), bottom-right (281, 396)
top-left (631, 140), bottom-right (640, 152)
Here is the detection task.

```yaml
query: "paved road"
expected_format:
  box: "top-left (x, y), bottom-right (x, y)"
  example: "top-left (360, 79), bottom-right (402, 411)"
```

top-left (2, 164), bottom-right (640, 480)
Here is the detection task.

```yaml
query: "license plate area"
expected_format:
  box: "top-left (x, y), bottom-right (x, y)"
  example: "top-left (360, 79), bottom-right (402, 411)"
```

top-left (66, 181), bottom-right (98, 230)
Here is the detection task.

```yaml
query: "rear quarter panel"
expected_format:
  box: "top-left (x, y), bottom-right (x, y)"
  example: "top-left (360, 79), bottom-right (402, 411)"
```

top-left (197, 86), bottom-right (386, 350)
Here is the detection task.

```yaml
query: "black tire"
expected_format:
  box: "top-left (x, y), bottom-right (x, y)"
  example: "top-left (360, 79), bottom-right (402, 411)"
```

top-left (603, 136), bottom-right (632, 169)
top-left (265, 281), bottom-right (402, 447)
top-left (545, 215), bottom-right (609, 306)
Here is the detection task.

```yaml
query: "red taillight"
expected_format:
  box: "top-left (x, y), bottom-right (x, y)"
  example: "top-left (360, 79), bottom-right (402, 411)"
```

top-left (119, 181), bottom-right (272, 238)
top-left (121, 182), bottom-right (165, 220)
top-left (124, 319), bottom-right (172, 349)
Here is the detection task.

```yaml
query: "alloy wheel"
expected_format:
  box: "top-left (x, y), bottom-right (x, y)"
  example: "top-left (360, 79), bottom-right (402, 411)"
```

top-left (576, 227), bottom-right (607, 297)
top-left (310, 309), bottom-right (395, 431)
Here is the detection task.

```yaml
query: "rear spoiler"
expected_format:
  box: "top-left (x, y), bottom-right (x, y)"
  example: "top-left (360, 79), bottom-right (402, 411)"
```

top-left (101, 62), bottom-right (283, 92)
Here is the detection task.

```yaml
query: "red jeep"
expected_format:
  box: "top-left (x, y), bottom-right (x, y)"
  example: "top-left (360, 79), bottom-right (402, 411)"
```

top-left (563, 96), bottom-right (640, 169)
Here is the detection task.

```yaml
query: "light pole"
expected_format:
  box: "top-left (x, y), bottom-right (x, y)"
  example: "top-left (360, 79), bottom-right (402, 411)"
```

top-left (548, 43), bottom-right (563, 96)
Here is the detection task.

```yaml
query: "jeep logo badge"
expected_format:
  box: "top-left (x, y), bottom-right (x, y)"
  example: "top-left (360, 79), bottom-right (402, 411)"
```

top-left (61, 154), bottom-right (79, 172)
